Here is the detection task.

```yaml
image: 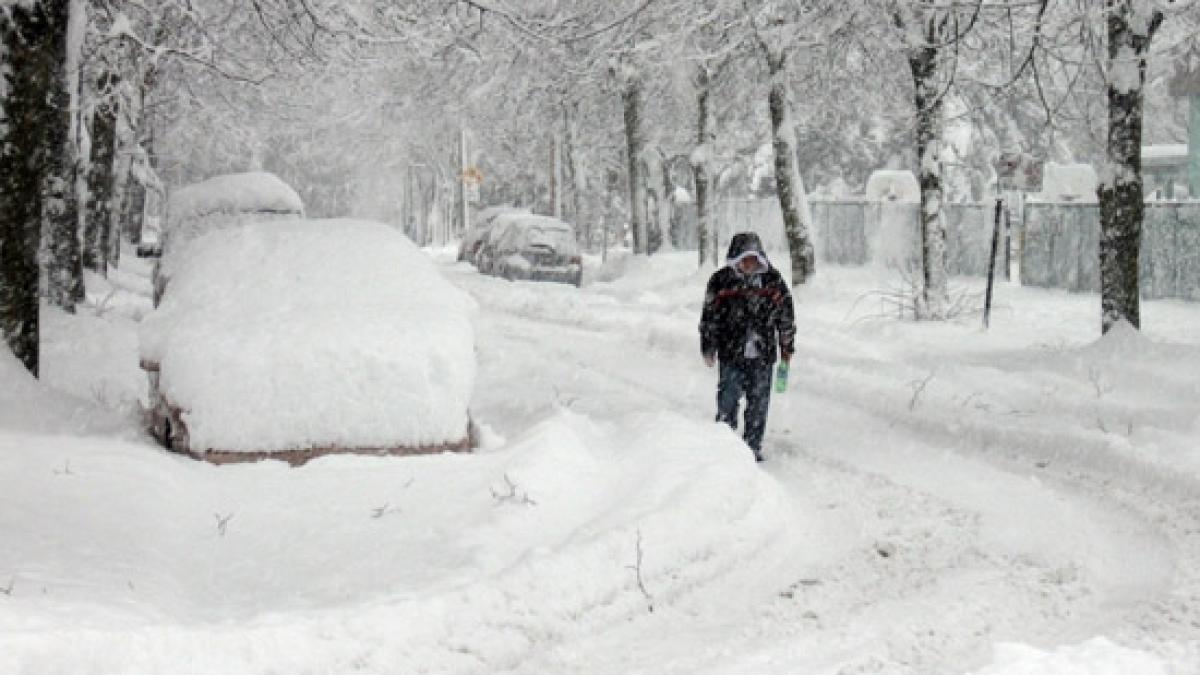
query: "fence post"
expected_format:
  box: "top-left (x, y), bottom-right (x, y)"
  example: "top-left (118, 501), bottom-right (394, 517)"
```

top-left (984, 197), bottom-right (1004, 329)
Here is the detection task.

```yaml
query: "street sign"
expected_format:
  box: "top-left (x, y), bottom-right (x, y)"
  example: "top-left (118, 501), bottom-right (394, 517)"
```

top-left (461, 166), bottom-right (484, 186)
top-left (996, 152), bottom-right (1044, 192)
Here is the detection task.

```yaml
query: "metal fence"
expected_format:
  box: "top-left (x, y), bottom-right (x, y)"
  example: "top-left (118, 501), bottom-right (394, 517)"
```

top-left (711, 197), bottom-right (1200, 301)
top-left (1022, 202), bottom-right (1200, 300)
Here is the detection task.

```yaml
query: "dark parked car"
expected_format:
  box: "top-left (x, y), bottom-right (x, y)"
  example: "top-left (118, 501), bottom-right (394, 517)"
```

top-left (485, 214), bottom-right (582, 286)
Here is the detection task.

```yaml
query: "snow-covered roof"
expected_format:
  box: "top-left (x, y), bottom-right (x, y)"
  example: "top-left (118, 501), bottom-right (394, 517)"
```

top-left (167, 172), bottom-right (304, 223)
top-left (864, 170), bottom-right (920, 202)
top-left (140, 219), bottom-right (477, 453)
top-left (1141, 144), bottom-right (1189, 168)
top-left (1029, 163), bottom-right (1098, 203)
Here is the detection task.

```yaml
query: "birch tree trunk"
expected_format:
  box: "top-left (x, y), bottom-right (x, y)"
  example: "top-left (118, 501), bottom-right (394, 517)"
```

top-left (692, 65), bottom-right (712, 268)
top-left (1097, 2), bottom-right (1163, 333)
top-left (766, 52), bottom-right (816, 285)
top-left (44, 0), bottom-right (85, 311)
top-left (907, 39), bottom-right (949, 319)
top-left (0, 2), bottom-right (67, 375)
top-left (621, 66), bottom-right (647, 254)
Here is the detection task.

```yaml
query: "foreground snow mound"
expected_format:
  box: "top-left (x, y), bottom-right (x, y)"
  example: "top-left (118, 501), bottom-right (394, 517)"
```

top-left (140, 219), bottom-right (477, 452)
top-left (0, 410), bottom-right (791, 674)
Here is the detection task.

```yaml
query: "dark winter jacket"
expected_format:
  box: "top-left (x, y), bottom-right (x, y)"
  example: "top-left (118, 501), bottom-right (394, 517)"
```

top-left (700, 233), bottom-right (796, 364)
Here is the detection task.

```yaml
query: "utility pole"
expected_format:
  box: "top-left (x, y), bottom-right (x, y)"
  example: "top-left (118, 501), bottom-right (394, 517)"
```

top-left (460, 128), bottom-right (469, 236)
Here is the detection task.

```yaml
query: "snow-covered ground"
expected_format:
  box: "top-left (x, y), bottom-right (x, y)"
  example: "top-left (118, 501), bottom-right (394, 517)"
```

top-left (2, 246), bottom-right (1198, 674)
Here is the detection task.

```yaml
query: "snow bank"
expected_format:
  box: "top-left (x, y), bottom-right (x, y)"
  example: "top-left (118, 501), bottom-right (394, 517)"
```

top-left (140, 219), bottom-right (477, 453)
top-left (0, 351), bottom-right (124, 436)
top-left (0, 409), bottom-right (791, 674)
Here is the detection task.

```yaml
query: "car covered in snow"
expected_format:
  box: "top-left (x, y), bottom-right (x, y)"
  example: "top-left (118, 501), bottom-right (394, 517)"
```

top-left (458, 205), bottom-right (526, 263)
top-left (154, 172), bottom-right (304, 306)
top-left (477, 213), bottom-right (582, 286)
top-left (139, 218), bottom-right (477, 465)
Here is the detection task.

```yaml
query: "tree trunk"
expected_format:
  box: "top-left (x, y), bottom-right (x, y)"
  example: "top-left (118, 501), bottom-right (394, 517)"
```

top-left (1097, 2), bottom-right (1162, 333)
top-left (0, 3), bottom-right (67, 375)
top-left (43, 0), bottom-right (84, 312)
top-left (693, 65), bottom-right (712, 268)
top-left (908, 42), bottom-right (948, 319)
top-left (622, 70), bottom-right (646, 254)
top-left (766, 52), bottom-right (816, 285)
top-left (84, 72), bottom-right (119, 275)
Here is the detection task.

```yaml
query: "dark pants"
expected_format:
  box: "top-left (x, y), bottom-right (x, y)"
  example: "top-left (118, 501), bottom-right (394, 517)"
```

top-left (716, 359), bottom-right (773, 458)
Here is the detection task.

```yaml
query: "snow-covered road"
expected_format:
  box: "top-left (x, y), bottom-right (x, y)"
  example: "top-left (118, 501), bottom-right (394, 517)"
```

top-left (3, 248), bottom-right (1197, 674)
top-left (449, 253), bottom-right (1200, 674)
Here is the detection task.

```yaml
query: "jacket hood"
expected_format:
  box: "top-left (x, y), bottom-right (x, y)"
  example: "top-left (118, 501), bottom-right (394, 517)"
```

top-left (726, 232), bottom-right (769, 273)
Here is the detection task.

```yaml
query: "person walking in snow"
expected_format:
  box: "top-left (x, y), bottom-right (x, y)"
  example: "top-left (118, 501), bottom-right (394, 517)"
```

top-left (699, 232), bottom-right (796, 462)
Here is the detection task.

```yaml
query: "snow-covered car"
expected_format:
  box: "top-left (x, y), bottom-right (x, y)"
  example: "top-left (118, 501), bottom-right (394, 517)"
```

top-left (487, 214), bottom-right (583, 286)
top-left (458, 205), bottom-right (526, 263)
top-left (154, 171), bottom-right (304, 306)
top-left (139, 219), bottom-right (477, 465)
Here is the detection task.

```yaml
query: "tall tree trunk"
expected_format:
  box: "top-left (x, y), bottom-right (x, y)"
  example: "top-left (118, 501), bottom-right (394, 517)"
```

top-left (908, 40), bottom-right (948, 319)
top-left (44, 0), bottom-right (84, 312)
top-left (622, 68), bottom-right (646, 254)
top-left (1097, 2), bottom-right (1163, 333)
top-left (83, 72), bottom-right (118, 275)
top-left (693, 65), bottom-right (712, 268)
top-left (766, 52), bottom-right (816, 285)
top-left (0, 2), bottom-right (67, 375)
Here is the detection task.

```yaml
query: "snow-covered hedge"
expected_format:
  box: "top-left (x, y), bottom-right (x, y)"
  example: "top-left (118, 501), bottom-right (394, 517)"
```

top-left (140, 219), bottom-right (477, 454)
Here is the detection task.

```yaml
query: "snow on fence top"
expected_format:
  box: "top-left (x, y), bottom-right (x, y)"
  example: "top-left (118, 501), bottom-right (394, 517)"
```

top-left (1029, 163), bottom-right (1099, 203)
top-left (865, 170), bottom-right (920, 202)
top-left (140, 219), bottom-right (478, 454)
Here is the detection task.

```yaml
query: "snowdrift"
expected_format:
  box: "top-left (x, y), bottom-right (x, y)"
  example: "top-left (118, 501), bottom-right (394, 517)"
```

top-left (0, 409), bottom-right (791, 674)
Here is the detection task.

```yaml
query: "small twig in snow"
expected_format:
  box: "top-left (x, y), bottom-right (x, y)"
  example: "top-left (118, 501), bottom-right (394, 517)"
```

top-left (91, 289), bottom-right (119, 317)
top-left (0, 578), bottom-right (13, 596)
top-left (53, 460), bottom-right (73, 475)
top-left (1096, 416), bottom-right (1109, 434)
top-left (908, 372), bottom-right (935, 411)
top-left (214, 513), bottom-right (234, 537)
top-left (490, 473), bottom-right (537, 506)
top-left (370, 503), bottom-right (400, 519)
top-left (626, 529), bottom-right (654, 613)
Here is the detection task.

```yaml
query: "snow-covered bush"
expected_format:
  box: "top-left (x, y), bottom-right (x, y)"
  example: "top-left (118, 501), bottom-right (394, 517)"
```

top-left (140, 219), bottom-right (477, 458)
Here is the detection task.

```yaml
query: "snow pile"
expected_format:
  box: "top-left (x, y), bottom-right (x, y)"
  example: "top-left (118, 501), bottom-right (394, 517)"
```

top-left (1030, 162), bottom-right (1098, 203)
top-left (973, 638), bottom-right (1174, 675)
top-left (0, 351), bottom-right (122, 437)
top-left (0, 410), bottom-right (791, 674)
top-left (140, 219), bottom-right (477, 453)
